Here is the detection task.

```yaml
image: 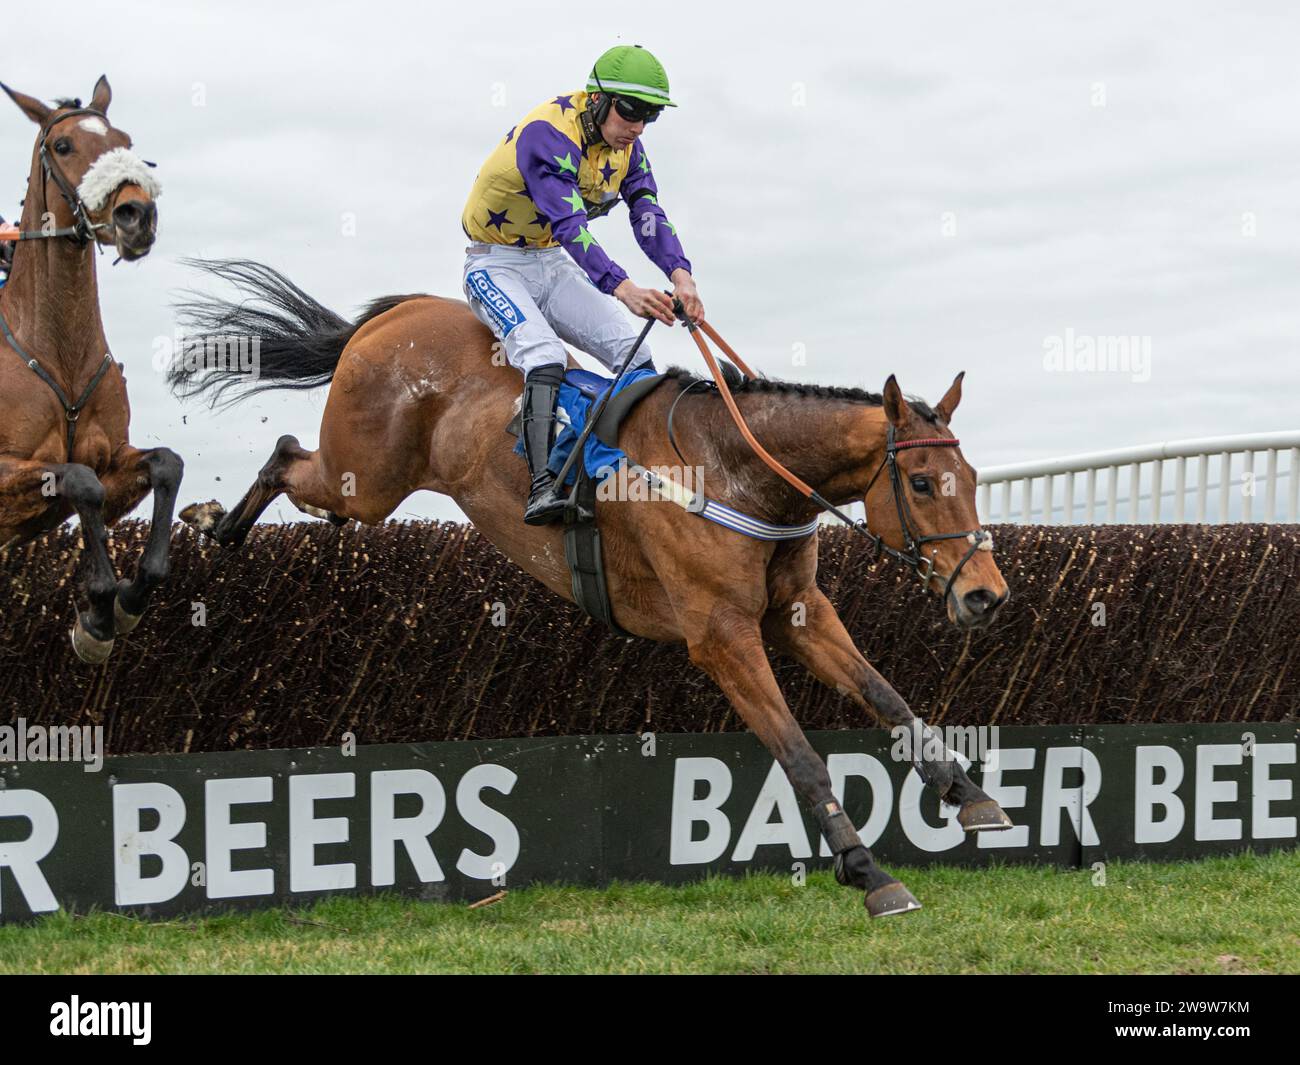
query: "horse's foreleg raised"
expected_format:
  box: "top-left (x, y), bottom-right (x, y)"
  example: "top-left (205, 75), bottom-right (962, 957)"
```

top-left (763, 587), bottom-right (1012, 833)
top-left (0, 456), bottom-right (120, 662)
top-left (682, 600), bottom-right (921, 917)
top-left (102, 446), bottom-right (184, 633)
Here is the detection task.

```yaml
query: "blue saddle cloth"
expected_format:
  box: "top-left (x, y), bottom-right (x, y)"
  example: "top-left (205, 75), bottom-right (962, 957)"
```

top-left (514, 366), bottom-right (659, 487)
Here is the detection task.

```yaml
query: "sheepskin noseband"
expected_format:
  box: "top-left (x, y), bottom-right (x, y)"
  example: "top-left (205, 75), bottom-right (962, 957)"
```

top-left (75, 148), bottom-right (162, 213)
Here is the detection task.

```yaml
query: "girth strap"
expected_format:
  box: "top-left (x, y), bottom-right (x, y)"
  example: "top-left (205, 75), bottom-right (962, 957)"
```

top-left (0, 309), bottom-right (114, 461)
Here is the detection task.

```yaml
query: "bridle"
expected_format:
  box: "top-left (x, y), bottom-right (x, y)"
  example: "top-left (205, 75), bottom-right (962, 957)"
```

top-left (12, 107), bottom-right (115, 246)
top-left (838, 424), bottom-right (994, 606)
top-left (668, 304), bottom-right (994, 608)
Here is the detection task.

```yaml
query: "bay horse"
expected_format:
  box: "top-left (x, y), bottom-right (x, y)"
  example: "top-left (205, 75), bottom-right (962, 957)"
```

top-left (172, 258), bottom-right (1012, 916)
top-left (0, 77), bottom-right (181, 663)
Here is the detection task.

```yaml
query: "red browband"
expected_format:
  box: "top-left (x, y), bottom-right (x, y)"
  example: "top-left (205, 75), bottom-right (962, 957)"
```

top-left (894, 437), bottom-right (960, 450)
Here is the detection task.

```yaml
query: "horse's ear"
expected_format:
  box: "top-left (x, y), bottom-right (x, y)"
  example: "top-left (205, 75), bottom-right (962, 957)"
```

top-left (882, 374), bottom-right (910, 428)
top-left (1, 82), bottom-right (53, 126)
top-left (935, 371), bottom-right (964, 423)
top-left (90, 75), bottom-right (111, 115)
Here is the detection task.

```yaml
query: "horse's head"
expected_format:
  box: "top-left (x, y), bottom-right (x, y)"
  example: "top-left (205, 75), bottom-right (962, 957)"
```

top-left (862, 372), bottom-right (1009, 630)
top-left (3, 75), bottom-right (160, 260)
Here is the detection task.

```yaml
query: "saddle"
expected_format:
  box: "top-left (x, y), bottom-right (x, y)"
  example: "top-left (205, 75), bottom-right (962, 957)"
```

top-left (507, 368), bottom-right (666, 637)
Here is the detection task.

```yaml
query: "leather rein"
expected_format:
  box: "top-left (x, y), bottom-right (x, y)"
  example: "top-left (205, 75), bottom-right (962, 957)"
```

top-left (670, 307), bottom-right (993, 605)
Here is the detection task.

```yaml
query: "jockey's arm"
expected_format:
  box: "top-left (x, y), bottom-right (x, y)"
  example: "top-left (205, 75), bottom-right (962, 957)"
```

top-left (516, 123), bottom-right (675, 325)
top-left (622, 140), bottom-right (704, 324)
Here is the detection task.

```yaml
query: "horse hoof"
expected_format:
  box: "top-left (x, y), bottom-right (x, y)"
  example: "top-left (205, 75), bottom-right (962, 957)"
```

top-left (70, 620), bottom-right (115, 664)
top-left (958, 799), bottom-right (1014, 833)
top-left (113, 596), bottom-right (143, 636)
top-left (865, 882), bottom-right (922, 918)
top-left (180, 500), bottom-right (226, 536)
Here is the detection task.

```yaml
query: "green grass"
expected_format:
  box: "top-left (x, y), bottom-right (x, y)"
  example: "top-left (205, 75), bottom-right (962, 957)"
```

top-left (2, 851), bottom-right (1297, 974)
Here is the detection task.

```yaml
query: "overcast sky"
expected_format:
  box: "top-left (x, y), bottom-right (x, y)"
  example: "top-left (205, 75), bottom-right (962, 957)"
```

top-left (3, 1), bottom-right (1297, 524)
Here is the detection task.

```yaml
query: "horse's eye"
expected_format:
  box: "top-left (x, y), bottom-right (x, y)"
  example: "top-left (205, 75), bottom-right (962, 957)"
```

top-left (910, 476), bottom-right (932, 495)
top-left (54, 139), bottom-right (72, 156)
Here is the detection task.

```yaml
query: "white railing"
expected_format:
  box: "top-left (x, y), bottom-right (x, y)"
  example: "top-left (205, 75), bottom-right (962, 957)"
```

top-left (977, 431), bottom-right (1300, 525)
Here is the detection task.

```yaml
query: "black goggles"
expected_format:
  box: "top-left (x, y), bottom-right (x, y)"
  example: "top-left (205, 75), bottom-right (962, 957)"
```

top-left (612, 96), bottom-right (663, 124)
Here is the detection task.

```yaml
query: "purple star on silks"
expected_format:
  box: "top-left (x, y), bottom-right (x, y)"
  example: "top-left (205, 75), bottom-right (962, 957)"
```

top-left (553, 95), bottom-right (575, 113)
top-left (486, 208), bottom-right (510, 231)
top-left (599, 160), bottom-right (616, 184)
top-left (513, 235), bottom-right (527, 246)
top-left (531, 212), bottom-right (549, 228)
top-left (505, 126), bottom-right (516, 143)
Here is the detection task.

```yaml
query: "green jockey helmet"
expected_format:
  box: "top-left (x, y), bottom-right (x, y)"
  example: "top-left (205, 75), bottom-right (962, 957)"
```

top-left (586, 44), bottom-right (677, 108)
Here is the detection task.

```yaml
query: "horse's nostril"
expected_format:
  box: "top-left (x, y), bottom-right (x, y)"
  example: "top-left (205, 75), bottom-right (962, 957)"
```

top-left (963, 588), bottom-right (998, 615)
top-left (112, 200), bottom-right (155, 231)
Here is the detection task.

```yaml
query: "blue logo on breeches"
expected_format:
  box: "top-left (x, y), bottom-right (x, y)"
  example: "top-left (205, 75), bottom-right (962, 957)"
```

top-left (467, 270), bottom-right (526, 337)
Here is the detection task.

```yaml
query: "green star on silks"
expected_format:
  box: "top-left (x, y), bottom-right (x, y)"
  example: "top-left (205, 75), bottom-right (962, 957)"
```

top-left (562, 189), bottom-right (586, 214)
top-left (638, 155), bottom-right (650, 174)
top-left (666, 220), bottom-right (677, 235)
top-left (642, 193), bottom-right (658, 205)
top-left (553, 152), bottom-right (579, 175)
top-left (573, 226), bottom-right (599, 252)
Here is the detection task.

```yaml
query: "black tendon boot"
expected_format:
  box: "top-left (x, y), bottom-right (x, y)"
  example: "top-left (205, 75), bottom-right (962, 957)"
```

top-left (520, 364), bottom-right (568, 526)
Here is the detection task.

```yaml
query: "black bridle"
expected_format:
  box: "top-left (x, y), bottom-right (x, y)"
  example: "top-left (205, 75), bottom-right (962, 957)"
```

top-left (11, 107), bottom-right (115, 245)
top-left (816, 425), bottom-right (993, 606)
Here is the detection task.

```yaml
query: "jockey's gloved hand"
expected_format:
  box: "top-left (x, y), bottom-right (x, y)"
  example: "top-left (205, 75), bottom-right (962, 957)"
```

top-left (614, 278), bottom-right (675, 325)
top-left (670, 268), bottom-right (704, 325)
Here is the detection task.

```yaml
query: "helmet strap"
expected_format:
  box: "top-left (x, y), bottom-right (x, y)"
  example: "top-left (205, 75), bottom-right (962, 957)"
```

top-left (579, 103), bottom-right (605, 148)
top-left (588, 69), bottom-right (614, 132)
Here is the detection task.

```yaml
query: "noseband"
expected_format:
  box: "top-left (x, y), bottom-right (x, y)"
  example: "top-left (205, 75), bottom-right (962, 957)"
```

top-left (831, 425), bottom-right (994, 606)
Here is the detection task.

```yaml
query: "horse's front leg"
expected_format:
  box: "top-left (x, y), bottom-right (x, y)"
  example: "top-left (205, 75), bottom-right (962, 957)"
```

top-left (102, 446), bottom-right (184, 634)
top-left (679, 599), bottom-right (922, 916)
top-left (763, 586), bottom-right (1012, 833)
top-left (0, 456), bottom-right (121, 662)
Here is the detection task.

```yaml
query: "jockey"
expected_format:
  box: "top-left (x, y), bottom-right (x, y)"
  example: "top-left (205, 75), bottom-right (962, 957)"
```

top-left (460, 44), bottom-right (705, 525)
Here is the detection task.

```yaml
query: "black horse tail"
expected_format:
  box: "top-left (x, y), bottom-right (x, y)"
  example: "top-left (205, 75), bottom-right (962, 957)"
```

top-left (169, 257), bottom-right (425, 408)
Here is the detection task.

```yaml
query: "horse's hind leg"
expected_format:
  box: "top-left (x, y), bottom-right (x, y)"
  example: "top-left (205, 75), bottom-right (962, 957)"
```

top-left (183, 434), bottom-right (330, 547)
top-left (763, 586), bottom-right (1012, 833)
top-left (102, 446), bottom-right (184, 634)
top-left (681, 600), bottom-right (921, 917)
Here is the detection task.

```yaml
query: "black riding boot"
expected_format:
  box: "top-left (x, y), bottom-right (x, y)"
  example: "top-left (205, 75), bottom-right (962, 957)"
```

top-left (520, 364), bottom-right (568, 526)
